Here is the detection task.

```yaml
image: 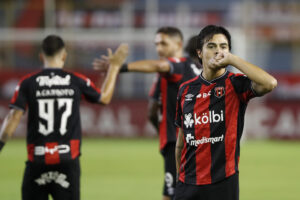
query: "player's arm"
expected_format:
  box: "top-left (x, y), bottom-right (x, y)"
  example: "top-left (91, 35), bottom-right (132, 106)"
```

top-left (175, 128), bottom-right (184, 181)
top-left (93, 51), bottom-right (172, 73)
top-left (98, 44), bottom-right (129, 105)
top-left (126, 60), bottom-right (171, 73)
top-left (0, 109), bottom-right (24, 152)
top-left (147, 99), bottom-right (160, 132)
top-left (212, 52), bottom-right (277, 96)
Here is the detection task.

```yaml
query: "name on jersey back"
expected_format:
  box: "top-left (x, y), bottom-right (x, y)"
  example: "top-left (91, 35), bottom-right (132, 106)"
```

top-left (36, 75), bottom-right (74, 97)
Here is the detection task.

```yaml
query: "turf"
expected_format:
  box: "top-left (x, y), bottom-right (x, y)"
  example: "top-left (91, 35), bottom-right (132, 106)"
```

top-left (0, 138), bottom-right (299, 200)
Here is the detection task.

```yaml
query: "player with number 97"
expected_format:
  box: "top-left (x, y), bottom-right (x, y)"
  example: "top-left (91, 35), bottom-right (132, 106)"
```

top-left (0, 35), bottom-right (128, 200)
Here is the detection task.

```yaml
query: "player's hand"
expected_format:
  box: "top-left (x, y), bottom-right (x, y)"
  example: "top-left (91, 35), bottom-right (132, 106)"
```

top-left (209, 52), bottom-right (232, 69)
top-left (108, 43), bottom-right (129, 70)
top-left (92, 57), bottom-right (110, 72)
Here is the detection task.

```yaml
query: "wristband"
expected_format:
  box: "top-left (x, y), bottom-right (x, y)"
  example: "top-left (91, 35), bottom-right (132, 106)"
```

top-left (0, 141), bottom-right (5, 152)
top-left (120, 63), bottom-right (128, 73)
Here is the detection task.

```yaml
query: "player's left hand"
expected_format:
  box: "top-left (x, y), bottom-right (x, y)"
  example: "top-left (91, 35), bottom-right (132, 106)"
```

top-left (108, 43), bottom-right (129, 70)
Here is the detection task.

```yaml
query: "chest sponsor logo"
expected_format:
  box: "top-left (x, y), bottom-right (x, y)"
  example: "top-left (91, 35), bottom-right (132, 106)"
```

top-left (214, 86), bottom-right (225, 98)
top-left (184, 110), bottom-right (224, 128)
top-left (36, 75), bottom-right (71, 87)
top-left (185, 94), bottom-right (194, 101)
top-left (196, 91), bottom-right (211, 99)
top-left (185, 133), bottom-right (224, 147)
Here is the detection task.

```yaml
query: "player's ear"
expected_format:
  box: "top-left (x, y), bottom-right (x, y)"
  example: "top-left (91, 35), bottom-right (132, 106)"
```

top-left (62, 49), bottom-right (67, 62)
top-left (39, 52), bottom-right (44, 62)
top-left (196, 49), bottom-right (202, 59)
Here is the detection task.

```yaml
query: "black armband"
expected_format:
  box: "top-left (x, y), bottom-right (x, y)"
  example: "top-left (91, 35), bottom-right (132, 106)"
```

top-left (0, 141), bottom-right (5, 152)
top-left (120, 63), bottom-right (128, 73)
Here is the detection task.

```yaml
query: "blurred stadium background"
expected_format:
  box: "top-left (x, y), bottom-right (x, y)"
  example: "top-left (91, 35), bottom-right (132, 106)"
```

top-left (0, 0), bottom-right (299, 199)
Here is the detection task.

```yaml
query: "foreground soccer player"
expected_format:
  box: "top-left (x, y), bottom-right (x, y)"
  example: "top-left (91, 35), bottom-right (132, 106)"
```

top-left (175, 25), bottom-right (277, 200)
top-left (94, 27), bottom-right (200, 200)
top-left (0, 35), bottom-right (128, 200)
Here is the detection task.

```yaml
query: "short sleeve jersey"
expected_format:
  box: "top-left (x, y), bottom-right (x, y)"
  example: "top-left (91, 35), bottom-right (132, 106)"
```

top-left (10, 68), bottom-right (101, 165)
top-left (175, 71), bottom-right (257, 185)
top-left (156, 57), bottom-right (201, 151)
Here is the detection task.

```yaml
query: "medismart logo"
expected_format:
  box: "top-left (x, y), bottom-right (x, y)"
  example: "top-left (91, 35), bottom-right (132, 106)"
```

top-left (185, 133), bottom-right (224, 147)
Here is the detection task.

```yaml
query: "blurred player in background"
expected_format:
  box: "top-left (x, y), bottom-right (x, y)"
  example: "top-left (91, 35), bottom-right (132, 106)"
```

top-left (0, 35), bottom-right (128, 200)
top-left (175, 25), bottom-right (277, 200)
top-left (93, 27), bottom-right (200, 200)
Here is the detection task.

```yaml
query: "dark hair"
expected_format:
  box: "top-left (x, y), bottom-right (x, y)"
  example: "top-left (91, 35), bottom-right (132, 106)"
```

top-left (184, 35), bottom-right (198, 60)
top-left (42, 35), bottom-right (65, 56)
top-left (156, 26), bottom-right (183, 41)
top-left (196, 25), bottom-right (231, 64)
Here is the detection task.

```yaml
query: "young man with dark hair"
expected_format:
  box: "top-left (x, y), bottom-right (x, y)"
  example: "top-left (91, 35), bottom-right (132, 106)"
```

top-left (174, 25), bottom-right (277, 200)
top-left (0, 35), bottom-right (128, 200)
top-left (93, 26), bottom-right (200, 200)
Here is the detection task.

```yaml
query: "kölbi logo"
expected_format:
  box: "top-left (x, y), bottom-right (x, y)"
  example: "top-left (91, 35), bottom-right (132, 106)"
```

top-left (184, 110), bottom-right (224, 128)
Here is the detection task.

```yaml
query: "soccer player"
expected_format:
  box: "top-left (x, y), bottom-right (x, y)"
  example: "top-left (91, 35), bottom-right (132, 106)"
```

top-left (0, 35), bottom-right (128, 200)
top-left (93, 27), bottom-right (201, 200)
top-left (174, 25), bottom-right (277, 200)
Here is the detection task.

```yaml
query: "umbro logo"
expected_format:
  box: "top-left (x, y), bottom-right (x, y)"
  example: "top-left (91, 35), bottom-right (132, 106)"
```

top-left (185, 94), bottom-right (194, 101)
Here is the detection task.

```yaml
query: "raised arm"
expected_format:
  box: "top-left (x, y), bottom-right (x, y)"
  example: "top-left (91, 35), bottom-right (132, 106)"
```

top-left (175, 128), bottom-right (184, 181)
top-left (212, 52), bottom-right (277, 96)
top-left (0, 109), bottom-right (24, 152)
top-left (99, 44), bottom-right (129, 104)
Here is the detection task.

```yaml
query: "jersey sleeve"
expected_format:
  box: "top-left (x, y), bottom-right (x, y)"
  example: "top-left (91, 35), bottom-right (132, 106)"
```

top-left (73, 73), bottom-right (101, 103)
top-left (168, 60), bottom-right (185, 75)
top-left (9, 78), bottom-right (29, 111)
top-left (230, 74), bottom-right (258, 103)
top-left (148, 75), bottom-right (161, 101)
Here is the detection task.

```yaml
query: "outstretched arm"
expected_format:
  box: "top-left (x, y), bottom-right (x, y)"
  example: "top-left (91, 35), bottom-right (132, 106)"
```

top-left (175, 128), bottom-right (184, 181)
top-left (127, 60), bottom-right (171, 73)
top-left (99, 44), bottom-right (129, 104)
top-left (0, 109), bottom-right (24, 152)
top-left (93, 48), bottom-right (171, 73)
top-left (211, 52), bottom-right (277, 96)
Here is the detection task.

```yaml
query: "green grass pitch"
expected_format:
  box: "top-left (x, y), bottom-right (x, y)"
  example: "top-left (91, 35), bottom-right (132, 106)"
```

top-left (0, 138), bottom-right (299, 200)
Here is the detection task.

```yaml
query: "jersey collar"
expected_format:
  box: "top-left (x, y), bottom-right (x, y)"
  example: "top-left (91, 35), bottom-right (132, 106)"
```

top-left (199, 70), bottom-right (229, 85)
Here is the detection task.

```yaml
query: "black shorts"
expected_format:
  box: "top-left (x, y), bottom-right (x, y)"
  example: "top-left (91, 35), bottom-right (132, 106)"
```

top-left (161, 143), bottom-right (177, 198)
top-left (174, 173), bottom-right (239, 200)
top-left (22, 158), bottom-right (80, 200)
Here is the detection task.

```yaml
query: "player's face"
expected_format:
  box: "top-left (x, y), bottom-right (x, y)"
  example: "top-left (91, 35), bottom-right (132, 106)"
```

top-left (154, 33), bottom-right (181, 59)
top-left (198, 34), bottom-right (229, 69)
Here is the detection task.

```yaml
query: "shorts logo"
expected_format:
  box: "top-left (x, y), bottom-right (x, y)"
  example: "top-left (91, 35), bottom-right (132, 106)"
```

top-left (214, 87), bottom-right (225, 98)
top-left (35, 171), bottom-right (70, 188)
top-left (165, 172), bottom-right (174, 195)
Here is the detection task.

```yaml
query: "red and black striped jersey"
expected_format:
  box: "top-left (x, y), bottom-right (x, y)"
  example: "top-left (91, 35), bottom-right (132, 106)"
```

top-left (10, 68), bottom-right (101, 165)
top-left (175, 70), bottom-right (257, 185)
top-left (150, 57), bottom-right (201, 151)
